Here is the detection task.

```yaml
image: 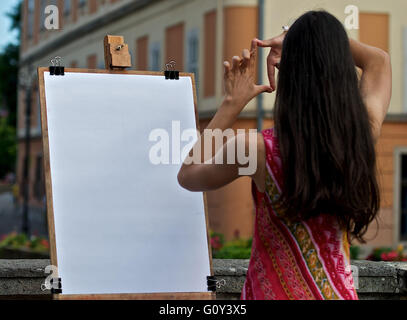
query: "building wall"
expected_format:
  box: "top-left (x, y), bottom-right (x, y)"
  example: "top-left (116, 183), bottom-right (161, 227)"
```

top-left (17, 0), bottom-right (407, 247)
top-left (136, 35), bottom-right (148, 70)
top-left (262, 0), bottom-right (407, 115)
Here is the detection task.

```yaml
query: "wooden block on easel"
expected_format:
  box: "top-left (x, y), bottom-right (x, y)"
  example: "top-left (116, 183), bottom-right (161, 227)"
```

top-left (104, 35), bottom-right (132, 70)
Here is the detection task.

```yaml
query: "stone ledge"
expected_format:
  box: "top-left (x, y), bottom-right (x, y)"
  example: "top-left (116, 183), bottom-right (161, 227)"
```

top-left (0, 260), bottom-right (49, 278)
top-left (0, 259), bottom-right (405, 300)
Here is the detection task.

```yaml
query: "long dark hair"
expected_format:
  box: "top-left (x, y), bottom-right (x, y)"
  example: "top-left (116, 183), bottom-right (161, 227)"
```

top-left (273, 10), bottom-right (380, 242)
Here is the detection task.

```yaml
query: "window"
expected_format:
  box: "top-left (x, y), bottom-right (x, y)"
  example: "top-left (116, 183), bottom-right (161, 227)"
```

top-left (203, 10), bottom-right (216, 97)
top-left (187, 29), bottom-right (199, 94)
top-left (359, 12), bottom-right (389, 52)
top-left (149, 42), bottom-right (161, 71)
top-left (64, 0), bottom-right (71, 16)
top-left (87, 54), bottom-right (97, 69)
top-left (165, 23), bottom-right (184, 70)
top-left (33, 155), bottom-right (45, 201)
top-left (37, 92), bottom-right (41, 132)
top-left (28, 0), bottom-right (35, 13)
top-left (136, 36), bottom-right (148, 70)
top-left (400, 155), bottom-right (407, 241)
top-left (187, 29), bottom-right (199, 75)
top-left (40, 0), bottom-right (46, 31)
top-left (404, 27), bottom-right (407, 112)
top-left (27, 0), bottom-right (35, 39)
top-left (79, 0), bottom-right (87, 7)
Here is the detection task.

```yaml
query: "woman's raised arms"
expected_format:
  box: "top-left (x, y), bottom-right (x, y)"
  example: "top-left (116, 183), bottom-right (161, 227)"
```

top-left (258, 33), bottom-right (392, 143)
top-left (177, 40), bottom-right (271, 192)
top-left (349, 39), bottom-right (392, 142)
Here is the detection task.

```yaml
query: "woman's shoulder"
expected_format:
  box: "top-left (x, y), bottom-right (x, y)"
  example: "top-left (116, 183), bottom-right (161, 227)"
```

top-left (260, 127), bottom-right (279, 155)
top-left (261, 127), bottom-right (275, 137)
top-left (260, 127), bottom-right (283, 179)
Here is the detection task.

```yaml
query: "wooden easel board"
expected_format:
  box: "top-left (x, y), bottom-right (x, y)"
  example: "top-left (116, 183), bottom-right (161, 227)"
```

top-left (38, 68), bottom-right (214, 300)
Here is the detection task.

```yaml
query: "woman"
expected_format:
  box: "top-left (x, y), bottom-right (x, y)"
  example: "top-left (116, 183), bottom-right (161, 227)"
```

top-left (177, 10), bottom-right (392, 300)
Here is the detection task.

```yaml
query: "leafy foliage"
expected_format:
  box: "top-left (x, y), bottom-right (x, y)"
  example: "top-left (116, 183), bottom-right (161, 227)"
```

top-left (6, 1), bottom-right (22, 38)
top-left (0, 118), bottom-right (16, 178)
top-left (0, 43), bottom-right (19, 127)
top-left (0, 1), bottom-right (21, 179)
top-left (0, 232), bottom-right (49, 253)
top-left (367, 245), bottom-right (407, 262)
top-left (210, 231), bottom-right (252, 259)
top-left (350, 245), bottom-right (360, 260)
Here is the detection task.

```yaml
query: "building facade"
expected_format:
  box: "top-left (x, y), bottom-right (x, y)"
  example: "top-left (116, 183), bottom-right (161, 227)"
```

top-left (18, 0), bottom-right (407, 250)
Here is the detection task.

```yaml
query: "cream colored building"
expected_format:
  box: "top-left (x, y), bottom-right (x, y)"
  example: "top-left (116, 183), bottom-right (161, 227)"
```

top-left (18, 0), bottom-right (407, 251)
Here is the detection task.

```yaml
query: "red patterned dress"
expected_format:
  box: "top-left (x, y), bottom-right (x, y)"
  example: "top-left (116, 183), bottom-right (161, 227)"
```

top-left (241, 128), bottom-right (358, 300)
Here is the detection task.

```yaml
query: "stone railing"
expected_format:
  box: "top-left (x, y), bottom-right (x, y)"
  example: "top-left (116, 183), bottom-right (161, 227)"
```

top-left (0, 259), bottom-right (406, 300)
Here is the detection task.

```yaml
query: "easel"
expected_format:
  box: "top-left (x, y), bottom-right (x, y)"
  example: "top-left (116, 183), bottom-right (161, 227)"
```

top-left (38, 35), bottom-right (216, 300)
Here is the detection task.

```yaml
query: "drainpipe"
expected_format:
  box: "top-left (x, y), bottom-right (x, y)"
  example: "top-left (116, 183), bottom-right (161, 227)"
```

top-left (257, 0), bottom-right (265, 131)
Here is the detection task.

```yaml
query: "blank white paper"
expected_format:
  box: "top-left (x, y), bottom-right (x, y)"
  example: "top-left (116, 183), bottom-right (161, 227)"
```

top-left (43, 71), bottom-right (211, 295)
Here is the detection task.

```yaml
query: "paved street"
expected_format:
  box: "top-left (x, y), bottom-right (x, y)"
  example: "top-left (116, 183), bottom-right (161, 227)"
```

top-left (0, 192), bottom-right (48, 238)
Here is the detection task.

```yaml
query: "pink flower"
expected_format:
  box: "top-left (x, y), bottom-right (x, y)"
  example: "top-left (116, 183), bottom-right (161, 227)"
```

top-left (211, 236), bottom-right (222, 250)
top-left (387, 251), bottom-right (399, 260)
top-left (381, 251), bottom-right (399, 261)
top-left (40, 239), bottom-right (50, 249)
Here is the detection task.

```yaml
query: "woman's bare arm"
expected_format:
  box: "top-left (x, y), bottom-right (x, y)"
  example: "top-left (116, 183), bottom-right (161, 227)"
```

top-left (349, 39), bottom-right (392, 142)
top-left (177, 40), bottom-right (271, 192)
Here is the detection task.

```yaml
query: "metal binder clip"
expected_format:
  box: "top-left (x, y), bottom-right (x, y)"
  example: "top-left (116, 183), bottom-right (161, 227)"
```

top-left (50, 277), bottom-right (62, 294)
top-left (165, 60), bottom-right (179, 80)
top-left (50, 56), bottom-right (64, 76)
top-left (207, 276), bottom-right (226, 292)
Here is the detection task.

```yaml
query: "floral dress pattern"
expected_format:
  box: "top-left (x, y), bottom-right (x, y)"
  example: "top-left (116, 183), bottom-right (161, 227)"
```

top-left (241, 128), bottom-right (358, 300)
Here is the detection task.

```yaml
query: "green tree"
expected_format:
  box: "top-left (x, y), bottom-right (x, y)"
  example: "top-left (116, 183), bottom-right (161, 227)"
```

top-left (0, 43), bottom-right (19, 127)
top-left (0, 1), bottom-right (21, 178)
top-left (0, 0), bottom-right (21, 127)
top-left (0, 118), bottom-right (17, 177)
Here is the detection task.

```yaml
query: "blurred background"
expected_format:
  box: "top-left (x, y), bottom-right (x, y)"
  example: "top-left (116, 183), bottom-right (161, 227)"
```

top-left (0, 0), bottom-right (406, 262)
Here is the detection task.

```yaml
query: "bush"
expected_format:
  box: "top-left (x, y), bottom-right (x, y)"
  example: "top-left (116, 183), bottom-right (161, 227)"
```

top-left (0, 118), bottom-right (16, 179)
top-left (350, 245), bottom-right (360, 260)
top-left (0, 232), bottom-right (49, 253)
top-left (210, 231), bottom-right (252, 259)
top-left (367, 245), bottom-right (407, 262)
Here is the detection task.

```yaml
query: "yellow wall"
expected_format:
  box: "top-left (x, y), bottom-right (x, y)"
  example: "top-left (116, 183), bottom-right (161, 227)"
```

top-left (263, 0), bottom-right (407, 114)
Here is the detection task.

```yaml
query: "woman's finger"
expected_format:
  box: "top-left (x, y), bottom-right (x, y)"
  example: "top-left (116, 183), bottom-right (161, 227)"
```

top-left (268, 65), bottom-right (276, 91)
top-left (249, 39), bottom-right (258, 71)
top-left (267, 55), bottom-right (277, 91)
top-left (232, 56), bottom-right (241, 72)
top-left (224, 61), bottom-right (231, 76)
top-left (240, 49), bottom-right (251, 70)
top-left (257, 38), bottom-right (277, 48)
top-left (254, 84), bottom-right (274, 95)
top-left (250, 38), bottom-right (258, 52)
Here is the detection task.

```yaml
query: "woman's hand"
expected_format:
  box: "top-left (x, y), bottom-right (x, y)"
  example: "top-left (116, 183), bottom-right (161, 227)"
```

top-left (256, 31), bottom-right (287, 91)
top-left (223, 39), bottom-right (273, 110)
top-left (178, 40), bottom-right (271, 192)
